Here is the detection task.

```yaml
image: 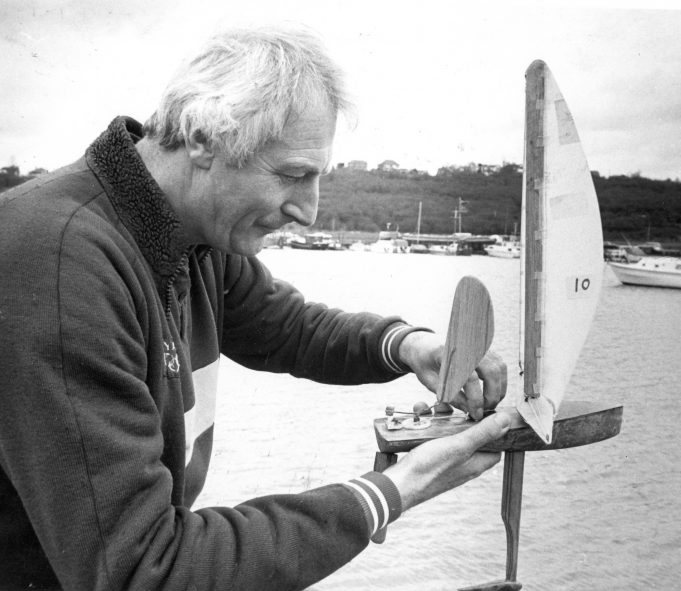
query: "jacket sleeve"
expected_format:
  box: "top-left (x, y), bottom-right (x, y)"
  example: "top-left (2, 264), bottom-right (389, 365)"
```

top-left (0, 210), bottom-right (403, 590)
top-left (190, 472), bottom-right (401, 591)
top-left (220, 254), bottom-right (426, 383)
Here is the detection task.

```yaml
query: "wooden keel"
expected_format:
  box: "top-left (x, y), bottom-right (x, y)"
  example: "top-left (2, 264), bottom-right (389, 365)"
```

top-left (458, 453), bottom-right (526, 591)
top-left (502, 451), bottom-right (524, 584)
top-left (458, 581), bottom-right (522, 591)
top-left (484, 437), bottom-right (526, 589)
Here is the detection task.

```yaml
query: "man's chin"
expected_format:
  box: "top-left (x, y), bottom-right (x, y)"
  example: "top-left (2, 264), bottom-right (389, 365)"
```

top-left (228, 237), bottom-right (265, 257)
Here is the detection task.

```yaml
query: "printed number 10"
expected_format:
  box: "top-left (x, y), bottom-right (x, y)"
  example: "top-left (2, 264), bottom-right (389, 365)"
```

top-left (574, 277), bottom-right (591, 293)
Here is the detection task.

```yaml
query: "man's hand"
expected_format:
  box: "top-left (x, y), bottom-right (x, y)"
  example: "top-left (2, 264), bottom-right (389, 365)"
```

top-left (384, 412), bottom-right (511, 511)
top-left (398, 330), bottom-right (508, 419)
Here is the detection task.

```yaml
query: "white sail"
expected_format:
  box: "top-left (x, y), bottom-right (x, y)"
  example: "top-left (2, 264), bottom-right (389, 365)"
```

top-left (517, 61), bottom-right (604, 443)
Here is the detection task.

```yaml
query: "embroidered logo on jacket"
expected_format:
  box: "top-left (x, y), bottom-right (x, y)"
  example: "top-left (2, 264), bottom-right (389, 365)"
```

top-left (164, 340), bottom-right (181, 377)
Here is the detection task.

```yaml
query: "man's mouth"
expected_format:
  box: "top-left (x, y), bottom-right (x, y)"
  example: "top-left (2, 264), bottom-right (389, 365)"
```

top-left (255, 221), bottom-right (284, 232)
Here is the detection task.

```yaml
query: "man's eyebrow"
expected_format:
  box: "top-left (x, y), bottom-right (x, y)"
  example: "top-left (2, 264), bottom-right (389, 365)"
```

top-left (280, 162), bottom-right (333, 175)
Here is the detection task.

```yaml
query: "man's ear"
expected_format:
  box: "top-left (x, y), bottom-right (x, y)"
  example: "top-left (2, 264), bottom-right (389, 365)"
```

top-left (185, 132), bottom-right (215, 170)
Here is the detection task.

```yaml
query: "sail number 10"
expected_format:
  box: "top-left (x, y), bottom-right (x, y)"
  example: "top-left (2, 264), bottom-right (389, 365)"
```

top-left (566, 276), bottom-right (594, 298)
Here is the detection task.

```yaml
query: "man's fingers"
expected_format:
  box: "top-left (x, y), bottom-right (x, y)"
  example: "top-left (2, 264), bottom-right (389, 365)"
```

top-left (446, 350), bottom-right (508, 418)
top-left (478, 350), bottom-right (508, 407)
top-left (447, 387), bottom-right (474, 416)
top-left (385, 412), bottom-right (511, 511)
top-left (463, 372), bottom-right (484, 420)
top-left (468, 449), bottom-right (503, 475)
top-left (448, 371), bottom-right (484, 420)
top-left (460, 412), bottom-right (512, 451)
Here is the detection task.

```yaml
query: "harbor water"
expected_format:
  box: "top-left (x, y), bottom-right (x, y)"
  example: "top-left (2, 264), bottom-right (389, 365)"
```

top-left (195, 249), bottom-right (681, 591)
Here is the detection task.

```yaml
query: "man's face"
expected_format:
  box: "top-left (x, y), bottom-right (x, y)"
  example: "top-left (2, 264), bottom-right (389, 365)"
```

top-left (183, 104), bottom-right (336, 256)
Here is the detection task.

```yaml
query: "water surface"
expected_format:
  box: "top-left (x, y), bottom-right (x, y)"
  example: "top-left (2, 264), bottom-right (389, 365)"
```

top-left (196, 249), bottom-right (681, 590)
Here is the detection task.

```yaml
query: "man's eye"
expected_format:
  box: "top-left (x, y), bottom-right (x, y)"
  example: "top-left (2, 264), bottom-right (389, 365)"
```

top-left (279, 173), bottom-right (301, 184)
top-left (279, 172), bottom-right (307, 184)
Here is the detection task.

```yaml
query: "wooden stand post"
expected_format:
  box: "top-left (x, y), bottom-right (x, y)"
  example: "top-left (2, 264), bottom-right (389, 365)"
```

top-left (502, 451), bottom-right (524, 586)
top-left (371, 451), bottom-right (398, 543)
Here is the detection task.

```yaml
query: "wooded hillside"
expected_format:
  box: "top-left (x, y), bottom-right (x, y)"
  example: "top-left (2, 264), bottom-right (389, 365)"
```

top-left (3, 164), bottom-right (680, 243)
top-left (316, 166), bottom-right (681, 243)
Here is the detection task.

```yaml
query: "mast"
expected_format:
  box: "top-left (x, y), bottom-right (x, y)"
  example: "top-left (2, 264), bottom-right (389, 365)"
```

top-left (522, 61), bottom-right (545, 408)
top-left (416, 201), bottom-right (422, 243)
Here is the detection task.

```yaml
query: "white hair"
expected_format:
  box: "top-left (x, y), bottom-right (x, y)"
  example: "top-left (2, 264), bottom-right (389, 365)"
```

top-left (143, 26), bottom-right (351, 166)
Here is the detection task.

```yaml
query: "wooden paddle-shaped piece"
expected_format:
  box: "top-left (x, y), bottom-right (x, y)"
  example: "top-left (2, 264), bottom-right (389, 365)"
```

top-left (372, 276), bottom-right (494, 544)
top-left (437, 275), bottom-right (495, 404)
top-left (445, 280), bottom-right (520, 591)
top-left (457, 451), bottom-right (524, 591)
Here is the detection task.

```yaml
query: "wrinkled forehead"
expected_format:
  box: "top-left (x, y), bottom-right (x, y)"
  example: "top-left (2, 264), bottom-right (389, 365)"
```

top-left (261, 103), bottom-right (337, 171)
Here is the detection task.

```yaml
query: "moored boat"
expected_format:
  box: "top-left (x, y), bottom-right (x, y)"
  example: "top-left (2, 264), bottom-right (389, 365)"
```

top-left (603, 243), bottom-right (644, 263)
top-left (369, 230), bottom-right (409, 253)
top-left (609, 257), bottom-right (681, 289)
top-left (348, 241), bottom-right (368, 252)
top-left (446, 241), bottom-right (472, 256)
top-left (428, 244), bottom-right (448, 255)
top-left (288, 232), bottom-right (333, 250)
top-left (484, 241), bottom-right (521, 258)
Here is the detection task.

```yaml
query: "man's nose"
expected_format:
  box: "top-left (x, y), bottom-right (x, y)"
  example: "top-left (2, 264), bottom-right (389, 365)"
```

top-left (282, 180), bottom-right (319, 226)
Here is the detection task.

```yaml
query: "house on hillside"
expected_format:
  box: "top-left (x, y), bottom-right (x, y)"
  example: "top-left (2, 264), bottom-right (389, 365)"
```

top-left (1, 165), bottom-right (20, 177)
top-left (477, 163), bottom-right (502, 175)
top-left (377, 159), bottom-right (399, 172)
top-left (347, 160), bottom-right (368, 171)
top-left (500, 162), bottom-right (523, 175)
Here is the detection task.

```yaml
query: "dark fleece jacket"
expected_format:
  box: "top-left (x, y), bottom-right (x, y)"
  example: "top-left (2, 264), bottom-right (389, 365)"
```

top-left (0, 117), bottom-right (410, 591)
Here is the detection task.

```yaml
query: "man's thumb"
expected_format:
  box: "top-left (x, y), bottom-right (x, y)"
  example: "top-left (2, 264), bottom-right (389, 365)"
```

top-left (463, 412), bottom-right (511, 450)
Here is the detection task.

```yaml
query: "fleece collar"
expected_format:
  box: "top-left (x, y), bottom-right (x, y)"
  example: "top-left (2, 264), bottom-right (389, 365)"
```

top-left (85, 116), bottom-right (192, 278)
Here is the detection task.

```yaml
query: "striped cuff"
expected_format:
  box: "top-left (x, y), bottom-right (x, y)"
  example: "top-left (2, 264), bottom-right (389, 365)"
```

top-left (343, 472), bottom-right (402, 538)
top-left (379, 323), bottom-right (434, 374)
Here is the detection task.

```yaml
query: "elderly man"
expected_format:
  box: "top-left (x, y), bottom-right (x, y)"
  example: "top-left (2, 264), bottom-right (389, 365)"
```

top-left (0, 26), bottom-right (508, 590)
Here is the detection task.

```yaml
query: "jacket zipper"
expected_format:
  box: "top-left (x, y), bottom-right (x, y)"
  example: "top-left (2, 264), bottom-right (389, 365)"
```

top-left (163, 247), bottom-right (213, 326)
top-left (164, 252), bottom-right (190, 323)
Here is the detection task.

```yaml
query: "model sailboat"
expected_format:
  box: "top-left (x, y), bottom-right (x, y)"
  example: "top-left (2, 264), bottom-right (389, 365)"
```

top-left (372, 60), bottom-right (622, 589)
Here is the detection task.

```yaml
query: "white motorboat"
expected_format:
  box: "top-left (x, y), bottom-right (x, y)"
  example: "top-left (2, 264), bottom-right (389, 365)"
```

top-left (609, 257), bottom-right (681, 289)
top-left (369, 230), bottom-right (409, 253)
top-left (288, 232), bottom-right (333, 250)
top-left (484, 241), bottom-right (521, 258)
top-left (348, 241), bottom-right (368, 252)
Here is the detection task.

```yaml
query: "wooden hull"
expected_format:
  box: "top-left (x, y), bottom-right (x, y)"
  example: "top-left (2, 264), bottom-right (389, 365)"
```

top-left (374, 400), bottom-right (622, 454)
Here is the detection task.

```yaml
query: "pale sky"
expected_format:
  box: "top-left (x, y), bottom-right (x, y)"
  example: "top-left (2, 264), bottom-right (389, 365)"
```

top-left (1, 0), bottom-right (680, 179)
